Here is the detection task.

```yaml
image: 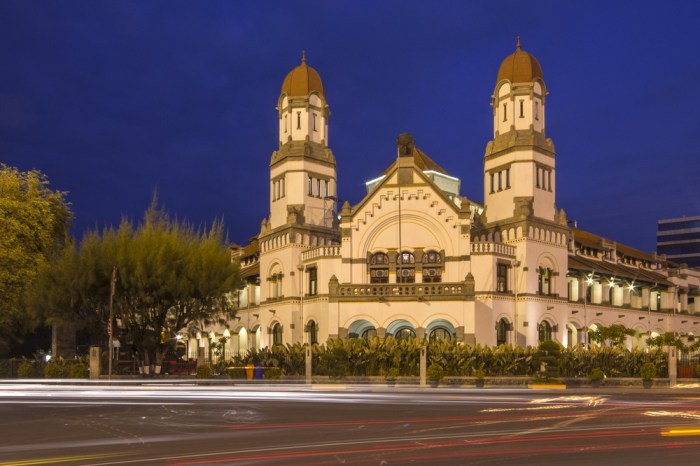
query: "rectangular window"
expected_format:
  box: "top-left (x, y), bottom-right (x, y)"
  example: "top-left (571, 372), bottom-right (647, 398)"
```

top-left (503, 103), bottom-right (507, 122)
top-left (547, 170), bottom-right (552, 192)
top-left (498, 171), bottom-right (502, 191)
top-left (297, 111), bottom-right (301, 129)
top-left (284, 115), bottom-right (288, 133)
top-left (506, 168), bottom-right (510, 189)
top-left (496, 263), bottom-right (508, 292)
top-left (535, 101), bottom-right (539, 120)
top-left (489, 173), bottom-right (495, 193)
top-left (519, 100), bottom-right (524, 118)
top-left (316, 179), bottom-right (321, 197)
top-left (280, 178), bottom-right (285, 197)
top-left (308, 268), bottom-right (317, 296)
top-left (308, 176), bottom-right (313, 195)
top-left (536, 168), bottom-right (541, 188)
top-left (324, 180), bottom-right (329, 198)
top-left (313, 113), bottom-right (317, 131)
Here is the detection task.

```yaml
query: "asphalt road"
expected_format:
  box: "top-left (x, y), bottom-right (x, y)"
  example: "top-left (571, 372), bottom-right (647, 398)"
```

top-left (1, 383), bottom-right (699, 465)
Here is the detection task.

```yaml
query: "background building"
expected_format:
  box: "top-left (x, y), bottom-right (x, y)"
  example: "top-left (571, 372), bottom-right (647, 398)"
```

top-left (657, 216), bottom-right (700, 269)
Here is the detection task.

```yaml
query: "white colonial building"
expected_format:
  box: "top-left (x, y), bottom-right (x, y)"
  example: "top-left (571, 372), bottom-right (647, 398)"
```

top-left (193, 43), bottom-right (700, 358)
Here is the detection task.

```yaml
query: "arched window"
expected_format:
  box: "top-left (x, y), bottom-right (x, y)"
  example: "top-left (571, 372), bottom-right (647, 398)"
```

top-left (306, 320), bottom-right (318, 345)
top-left (429, 327), bottom-right (452, 341)
top-left (272, 323), bottom-right (283, 346)
top-left (496, 318), bottom-right (510, 346)
top-left (369, 252), bottom-right (389, 283)
top-left (397, 251), bottom-right (415, 284)
top-left (422, 250), bottom-right (442, 283)
top-left (538, 321), bottom-right (552, 343)
top-left (361, 328), bottom-right (377, 339)
top-left (394, 327), bottom-right (416, 339)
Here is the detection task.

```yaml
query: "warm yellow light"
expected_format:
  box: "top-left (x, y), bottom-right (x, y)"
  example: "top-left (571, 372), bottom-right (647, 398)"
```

top-left (661, 427), bottom-right (700, 437)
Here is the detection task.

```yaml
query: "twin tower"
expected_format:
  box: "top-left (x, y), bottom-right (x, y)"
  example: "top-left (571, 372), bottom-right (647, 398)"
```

top-left (265, 40), bottom-right (557, 244)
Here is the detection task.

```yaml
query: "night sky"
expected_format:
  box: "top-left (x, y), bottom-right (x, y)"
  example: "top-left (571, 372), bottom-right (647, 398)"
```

top-left (1, 1), bottom-right (699, 253)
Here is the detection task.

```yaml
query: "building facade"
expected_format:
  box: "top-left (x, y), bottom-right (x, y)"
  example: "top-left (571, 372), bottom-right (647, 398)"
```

top-left (191, 44), bottom-right (700, 359)
top-left (657, 216), bottom-right (700, 268)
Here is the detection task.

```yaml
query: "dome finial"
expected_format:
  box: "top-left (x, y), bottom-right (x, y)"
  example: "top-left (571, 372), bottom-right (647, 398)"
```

top-left (301, 50), bottom-right (306, 64)
top-left (516, 36), bottom-right (521, 50)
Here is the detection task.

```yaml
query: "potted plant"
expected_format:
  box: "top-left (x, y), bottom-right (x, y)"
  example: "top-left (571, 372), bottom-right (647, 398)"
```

top-left (386, 367), bottom-right (400, 386)
top-left (474, 369), bottom-right (486, 388)
top-left (427, 363), bottom-right (444, 388)
top-left (639, 362), bottom-right (657, 389)
top-left (588, 367), bottom-right (605, 388)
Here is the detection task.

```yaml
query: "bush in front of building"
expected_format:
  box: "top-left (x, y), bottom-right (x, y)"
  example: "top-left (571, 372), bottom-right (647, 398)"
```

top-left (17, 361), bottom-right (37, 378)
top-left (68, 362), bottom-right (88, 378)
top-left (43, 361), bottom-right (67, 378)
top-left (196, 364), bottom-right (213, 379)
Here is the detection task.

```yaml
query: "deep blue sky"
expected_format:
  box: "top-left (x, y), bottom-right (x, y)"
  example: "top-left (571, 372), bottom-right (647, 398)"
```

top-left (1, 1), bottom-right (699, 253)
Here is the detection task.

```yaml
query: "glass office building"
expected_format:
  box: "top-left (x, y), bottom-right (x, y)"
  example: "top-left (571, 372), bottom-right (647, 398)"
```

top-left (657, 216), bottom-right (700, 268)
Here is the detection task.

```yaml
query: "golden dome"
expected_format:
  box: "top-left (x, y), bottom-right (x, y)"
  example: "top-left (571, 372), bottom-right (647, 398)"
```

top-left (281, 51), bottom-right (325, 98)
top-left (496, 37), bottom-right (543, 84)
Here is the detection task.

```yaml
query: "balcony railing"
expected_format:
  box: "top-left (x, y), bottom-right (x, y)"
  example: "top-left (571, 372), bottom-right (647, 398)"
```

top-left (330, 280), bottom-right (474, 302)
top-left (301, 246), bottom-right (341, 262)
top-left (471, 241), bottom-right (516, 257)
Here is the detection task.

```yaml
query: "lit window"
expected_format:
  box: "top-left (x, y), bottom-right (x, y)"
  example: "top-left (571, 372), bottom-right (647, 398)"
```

top-left (369, 252), bottom-right (389, 284)
top-left (538, 321), bottom-right (552, 342)
top-left (422, 251), bottom-right (442, 283)
top-left (496, 263), bottom-right (508, 292)
top-left (308, 268), bottom-right (317, 296)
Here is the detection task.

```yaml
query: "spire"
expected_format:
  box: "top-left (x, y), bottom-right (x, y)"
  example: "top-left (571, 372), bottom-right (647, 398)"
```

top-left (516, 35), bottom-right (521, 51)
top-left (301, 50), bottom-right (306, 64)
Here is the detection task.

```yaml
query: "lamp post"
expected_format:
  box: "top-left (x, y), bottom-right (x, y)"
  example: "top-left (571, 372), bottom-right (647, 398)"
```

top-left (108, 266), bottom-right (117, 380)
top-left (512, 260), bottom-right (520, 347)
top-left (583, 273), bottom-right (594, 349)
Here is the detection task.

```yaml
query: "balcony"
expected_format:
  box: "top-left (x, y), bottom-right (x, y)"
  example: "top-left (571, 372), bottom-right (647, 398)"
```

top-left (329, 279), bottom-right (474, 302)
top-left (471, 241), bottom-right (516, 257)
top-left (301, 246), bottom-right (341, 262)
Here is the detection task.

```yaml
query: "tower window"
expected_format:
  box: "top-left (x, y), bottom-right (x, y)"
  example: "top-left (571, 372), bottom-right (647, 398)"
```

top-left (536, 168), bottom-right (541, 188)
top-left (308, 267), bottom-right (317, 296)
top-left (519, 100), bottom-right (524, 118)
top-left (297, 112), bottom-right (301, 129)
top-left (284, 114), bottom-right (288, 133)
top-left (308, 176), bottom-right (313, 195)
top-left (313, 113), bottom-right (317, 131)
top-left (498, 171), bottom-right (502, 191)
top-left (324, 180), bottom-right (329, 197)
top-left (547, 170), bottom-right (552, 192)
top-left (496, 263), bottom-right (508, 292)
top-left (506, 168), bottom-right (510, 189)
top-left (489, 173), bottom-right (495, 193)
top-left (503, 103), bottom-right (507, 122)
top-left (535, 101), bottom-right (539, 121)
top-left (280, 178), bottom-right (285, 197)
top-left (316, 179), bottom-right (321, 197)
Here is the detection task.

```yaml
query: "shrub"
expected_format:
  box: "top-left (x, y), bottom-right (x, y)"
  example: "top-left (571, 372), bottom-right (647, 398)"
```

top-left (17, 361), bottom-right (36, 378)
top-left (196, 364), bottom-right (213, 379)
top-left (227, 366), bottom-right (247, 379)
top-left (44, 362), bottom-right (66, 378)
top-left (639, 362), bottom-right (657, 380)
top-left (427, 363), bottom-right (444, 382)
top-left (265, 367), bottom-right (282, 379)
top-left (588, 367), bottom-right (605, 382)
top-left (68, 363), bottom-right (88, 379)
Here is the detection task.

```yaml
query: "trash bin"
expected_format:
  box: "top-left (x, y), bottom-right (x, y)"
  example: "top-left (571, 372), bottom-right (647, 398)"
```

top-left (254, 364), bottom-right (264, 380)
top-left (245, 363), bottom-right (254, 380)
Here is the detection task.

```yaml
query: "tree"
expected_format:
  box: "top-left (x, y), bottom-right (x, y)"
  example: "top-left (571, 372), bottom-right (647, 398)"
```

top-left (32, 201), bottom-right (241, 372)
top-left (588, 324), bottom-right (636, 348)
top-left (0, 164), bottom-right (71, 355)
